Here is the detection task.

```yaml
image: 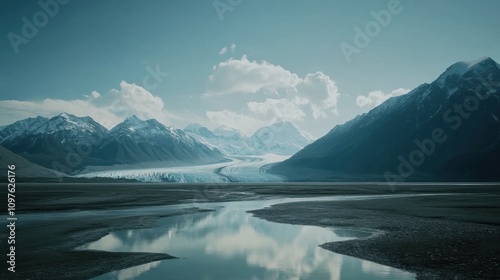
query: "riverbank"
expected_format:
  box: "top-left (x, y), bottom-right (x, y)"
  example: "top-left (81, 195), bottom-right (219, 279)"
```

top-left (249, 193), bottom-right (500, 280)
top-left (2, 183), bottom-right (499, 279)
top-left (1, 207), bottom-right (213, 280)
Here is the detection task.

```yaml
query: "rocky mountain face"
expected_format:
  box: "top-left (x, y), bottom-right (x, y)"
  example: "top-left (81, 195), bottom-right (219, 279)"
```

top-left (271, 57), bottom-right (500, 182)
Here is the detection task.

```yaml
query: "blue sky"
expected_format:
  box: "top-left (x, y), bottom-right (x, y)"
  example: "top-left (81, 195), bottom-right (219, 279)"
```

top-left (1, 0), bottom-right (499, 137)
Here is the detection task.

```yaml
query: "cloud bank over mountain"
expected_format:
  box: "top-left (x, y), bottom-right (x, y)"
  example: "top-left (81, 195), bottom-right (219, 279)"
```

top-left (0, 81), bottom-right (178, 129)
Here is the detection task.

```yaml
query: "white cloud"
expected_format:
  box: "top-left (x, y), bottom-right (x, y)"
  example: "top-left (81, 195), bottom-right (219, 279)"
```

top-left (205, 55), bottom-right (341, 126)
top-left (356, 88), bottom-right (410, 109)
top-left (0, 81), bottom-right (179, 129)
top-left (296, 72), bottom-right (340, 119)
top-left (218, 46), bottom-right (228, 55)
top-left (92, 81), bottom-right (168, 122)
top-left (206, 55), bottom-right (301, 95)
top-left (218, 43), bottom-right (236, 55)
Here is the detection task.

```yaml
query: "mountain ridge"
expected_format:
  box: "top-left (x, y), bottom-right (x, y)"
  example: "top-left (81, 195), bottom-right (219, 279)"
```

top-left (0, 113), bottom-right (226, 173)
top-left (271, 57), bottom-right (500, 182)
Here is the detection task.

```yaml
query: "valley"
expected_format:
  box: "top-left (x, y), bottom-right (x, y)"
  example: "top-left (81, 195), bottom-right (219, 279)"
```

top-left (1, 183), bottom-right (499, 280)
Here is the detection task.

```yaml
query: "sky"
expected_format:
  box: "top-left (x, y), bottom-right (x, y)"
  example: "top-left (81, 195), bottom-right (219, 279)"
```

top-left (1, 0), bottom-right (499, 137)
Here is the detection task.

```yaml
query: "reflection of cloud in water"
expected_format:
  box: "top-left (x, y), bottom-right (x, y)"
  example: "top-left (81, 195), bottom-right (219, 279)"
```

top-left (206, 224), bottom-right (343, 280)
top-left (361, 260), bottom-right (394, 277)
top-left (111, 261), bottom-right (160, 280)
top-left (79, 202), bottom-right (415, 280)
top-left (82, 234), bottom-right (124, 251)
top-left (82, 209), bottom-right (346, 279)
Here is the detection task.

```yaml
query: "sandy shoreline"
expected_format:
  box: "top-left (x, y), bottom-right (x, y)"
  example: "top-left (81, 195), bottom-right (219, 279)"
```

top-left (249, 193), bottom-right (500, 280)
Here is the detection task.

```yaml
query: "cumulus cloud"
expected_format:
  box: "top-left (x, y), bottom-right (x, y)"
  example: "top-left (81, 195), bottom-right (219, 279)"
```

top-left (205, 55), bottom-right (341, 126)
top-left (206, 55), bottom-right (301, 95)
top-left (295, 72), bottom-right (340, 119)
top-left (356, 88), bottom-right (410, 110)
top-left (0, 81), bottom-right (178, 129)
top-left (230, 43), bottom-right (236, 52)
top-left (91, 81), bottom-right (167, 121)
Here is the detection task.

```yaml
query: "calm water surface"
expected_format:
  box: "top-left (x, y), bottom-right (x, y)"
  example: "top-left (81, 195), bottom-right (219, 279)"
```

top-left (80, 197), bottom-right (416, 280)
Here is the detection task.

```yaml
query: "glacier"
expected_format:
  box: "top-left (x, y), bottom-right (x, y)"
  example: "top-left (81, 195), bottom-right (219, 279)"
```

top-left (75, 154), bottom-right (289, 183)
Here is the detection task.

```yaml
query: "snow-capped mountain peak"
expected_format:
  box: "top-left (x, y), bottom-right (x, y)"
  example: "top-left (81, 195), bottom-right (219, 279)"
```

top-left (274, 57), bottom-right (500, 181)
top-left (1, 113), bottom-right (226, 169)
top-left (111, 116), bottom-right (182, 138)
top-left (34, 113), bottom-right (107, 136)
top-left (213, 126), bottom-right (245, 139)
top-left (278, 121), bottom-right (314, 141)
top-left (0, 113), bottom-right (109, 155)
top-left (248, 121), bottom-right (315, 155)
top-left (0, 116), bottom-right (49, 142)
top-left (252, 122), bottom-right (314, 149)
top-left (59, 112), bottom-right (70, 118)
top-left (117, 115), bottom-right (146, 130)
top-left (184, 122), bottom-right (314, 156)
top-left (113, 116), bottom-right (155, 135)
top-left (436, 57), bottom-right (499, 91)
top-left (98, 116), bottom-right (225, 165)
top-left (184, 123), bottom-right (216, 138)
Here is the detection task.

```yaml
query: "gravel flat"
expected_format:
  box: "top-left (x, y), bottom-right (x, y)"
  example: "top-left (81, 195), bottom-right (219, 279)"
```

top-left (250, 194), bottom-right (500, 280)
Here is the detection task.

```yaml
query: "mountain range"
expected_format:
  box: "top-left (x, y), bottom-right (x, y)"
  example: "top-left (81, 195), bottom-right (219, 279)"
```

top-left (184, 122), bottom-right (315, 156)
top-left (0, 113), bottom-right (226, 173)
top-left (0, 113), bottom-right (314, 176)
top-left (1, 57), bottom-right (498, 182)
top-left (271, 57), bottom-right (500, 182)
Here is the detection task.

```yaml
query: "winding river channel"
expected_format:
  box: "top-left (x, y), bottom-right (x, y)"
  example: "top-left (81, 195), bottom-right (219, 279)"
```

top-left (74, 196), bottom-right (417, 280)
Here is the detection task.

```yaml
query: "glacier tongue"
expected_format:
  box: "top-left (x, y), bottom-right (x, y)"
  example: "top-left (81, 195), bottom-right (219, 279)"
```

top-left (75, 154), bottom-right (288, 182)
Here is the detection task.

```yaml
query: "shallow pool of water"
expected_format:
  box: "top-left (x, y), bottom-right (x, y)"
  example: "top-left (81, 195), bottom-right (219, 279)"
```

top-left (81, 198), bottom-right (415, 280)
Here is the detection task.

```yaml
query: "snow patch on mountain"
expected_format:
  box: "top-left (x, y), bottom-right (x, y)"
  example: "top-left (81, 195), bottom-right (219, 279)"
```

top-left (31, 112), bottom-right (109, 145)
top-left (0, 116), bottom-right (49, 143)
top-left (436, 57), bottom-right (498, 95)
top-left (2, 113), bottom-right (226, 169)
